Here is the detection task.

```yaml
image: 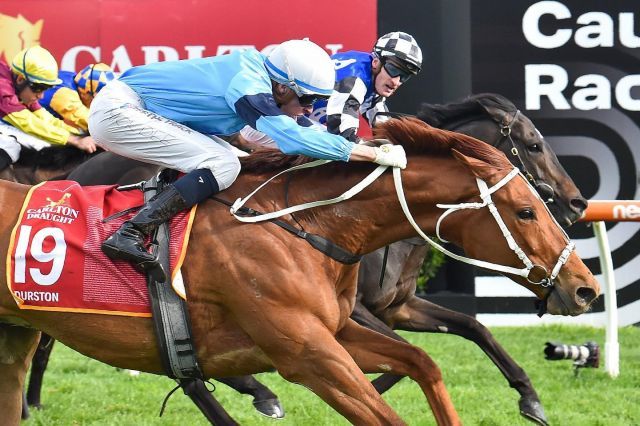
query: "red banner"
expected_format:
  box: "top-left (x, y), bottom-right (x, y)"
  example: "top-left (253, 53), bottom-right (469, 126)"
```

top-left (1, 0), bottom-right (376, 73)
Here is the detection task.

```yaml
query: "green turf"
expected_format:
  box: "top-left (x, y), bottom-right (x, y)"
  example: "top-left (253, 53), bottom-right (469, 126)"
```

top-left (22, 325), bottom-right (640, 425)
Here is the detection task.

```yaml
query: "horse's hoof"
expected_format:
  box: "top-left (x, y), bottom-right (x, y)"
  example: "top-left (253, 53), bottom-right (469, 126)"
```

top-left (253, 398), bottom-right (285, 419)
top-left (519, 397), bottom-right (549, 426)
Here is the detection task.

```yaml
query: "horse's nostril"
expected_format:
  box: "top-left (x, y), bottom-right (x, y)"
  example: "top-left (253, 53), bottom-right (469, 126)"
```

top-left (576, 287), bottom-right (597, 306)
top-left (570, 197), bottom-right (588, 214)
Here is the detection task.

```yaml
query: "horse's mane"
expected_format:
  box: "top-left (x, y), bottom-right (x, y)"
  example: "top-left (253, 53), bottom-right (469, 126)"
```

top-left (16, 146), bottom-right (95, 169)
top-left (239, 117), bottom-right (511, 174)
top-left (373, 117), bottom-right (511, 169)
top-left (417, 93), bottom-right (516, 127)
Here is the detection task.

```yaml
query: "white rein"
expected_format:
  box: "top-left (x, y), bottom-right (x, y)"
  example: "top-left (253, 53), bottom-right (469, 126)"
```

top-left (230, 161), bottom-right (574, 287)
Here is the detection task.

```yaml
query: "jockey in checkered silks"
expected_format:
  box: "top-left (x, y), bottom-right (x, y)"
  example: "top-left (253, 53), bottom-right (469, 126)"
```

top-left (308, 31), bottom-right (423, 142)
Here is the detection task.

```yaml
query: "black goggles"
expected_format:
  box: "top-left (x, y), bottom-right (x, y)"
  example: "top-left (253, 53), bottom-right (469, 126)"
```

top-left (297, 93), bottom-right (329, 107)
top-left (28, 82), bottom-right (53, 93)
top-left (382, 60), bottom-right (415, 83)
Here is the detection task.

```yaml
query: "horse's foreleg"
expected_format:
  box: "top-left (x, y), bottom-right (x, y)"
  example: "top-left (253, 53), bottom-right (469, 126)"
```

top-left (215, 375), bottom-right (284, 418)
top-left (390, 296), bottom-right (546, 424)
top-left (26, 332), bottom-right (55, 408)
top-left (337, 318), bottom-right (460, 426)
top-left (242, 314), bottom-right (403, 425)
top-left (351, 301), bottom-right (406, 394)
top-left (0, 324), bottom-right (40, 426)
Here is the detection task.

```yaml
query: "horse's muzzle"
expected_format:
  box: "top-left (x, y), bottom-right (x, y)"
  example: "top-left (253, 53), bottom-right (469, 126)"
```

top-left (546, 285), bottom-right (598, 316)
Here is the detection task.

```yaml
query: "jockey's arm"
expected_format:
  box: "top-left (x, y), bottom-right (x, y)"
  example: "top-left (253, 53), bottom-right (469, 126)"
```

top-left (227, 76), bottom-right (405, 168)
top-left (325, 76), bottom-right (367, 142)
top-left (234, 96), bottom-right (352, 160)
top-left (2, 108), bottom-right (76, 145)
top-left (48, 87), bottom-right (89, 132)
top-left (364, 97), bottom-right (390, 127)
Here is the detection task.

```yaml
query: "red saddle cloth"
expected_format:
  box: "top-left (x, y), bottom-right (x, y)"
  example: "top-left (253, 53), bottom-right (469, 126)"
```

top-left (7, 181), bottom-right (196, 317)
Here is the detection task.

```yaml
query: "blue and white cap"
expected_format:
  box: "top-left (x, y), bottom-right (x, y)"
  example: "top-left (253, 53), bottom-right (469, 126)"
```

top-left (265, 39), bottom-right (335, 97)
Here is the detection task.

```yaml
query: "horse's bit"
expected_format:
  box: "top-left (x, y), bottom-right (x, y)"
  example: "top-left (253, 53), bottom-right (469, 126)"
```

top-left (494, 110), bottom-right (555, 204)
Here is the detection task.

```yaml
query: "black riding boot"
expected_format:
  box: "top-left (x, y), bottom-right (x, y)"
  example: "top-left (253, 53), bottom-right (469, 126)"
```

top-left (102, 184), bottom-right (188, 278)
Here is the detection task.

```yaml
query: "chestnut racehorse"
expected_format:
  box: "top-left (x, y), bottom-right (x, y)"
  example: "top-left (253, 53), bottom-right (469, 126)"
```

top-left (0, 118), bottom-right (599, 425)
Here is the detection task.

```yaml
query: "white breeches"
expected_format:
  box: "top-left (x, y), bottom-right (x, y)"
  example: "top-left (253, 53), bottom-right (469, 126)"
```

top-left (88, 80), bottom-right (240, 190)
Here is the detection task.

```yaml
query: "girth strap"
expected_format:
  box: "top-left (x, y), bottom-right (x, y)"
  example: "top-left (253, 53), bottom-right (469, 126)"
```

top-left (214, 199), bottom-right (362, 265)
top-left (145, 174), bottom-right (202, 379)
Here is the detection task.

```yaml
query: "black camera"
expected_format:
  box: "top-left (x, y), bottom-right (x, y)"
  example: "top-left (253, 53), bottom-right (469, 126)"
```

top-left (544, 341), bottom-right (600, 368)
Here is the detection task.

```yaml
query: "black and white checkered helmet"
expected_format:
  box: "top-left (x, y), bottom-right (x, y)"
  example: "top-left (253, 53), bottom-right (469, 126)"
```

top-left (374, 31), bottom-right (422, 73)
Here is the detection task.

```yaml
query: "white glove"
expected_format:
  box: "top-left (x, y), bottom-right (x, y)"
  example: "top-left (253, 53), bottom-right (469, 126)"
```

top-left (373, 144), bottom-right (407, 169)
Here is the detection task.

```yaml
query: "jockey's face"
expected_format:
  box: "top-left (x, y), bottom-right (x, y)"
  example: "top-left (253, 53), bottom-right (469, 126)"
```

top-left (372, 57), bottom-right (402, 98)
top-left (272, 83), bottom-right (314, 118)
top-left (79, 91), bottom-right (94, 108)
top-left (15, 75), bottom-right (47, 105)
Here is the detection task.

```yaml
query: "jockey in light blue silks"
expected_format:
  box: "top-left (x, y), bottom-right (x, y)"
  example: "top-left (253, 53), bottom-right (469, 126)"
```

top-left (88, 39), bottom-right (408, 278)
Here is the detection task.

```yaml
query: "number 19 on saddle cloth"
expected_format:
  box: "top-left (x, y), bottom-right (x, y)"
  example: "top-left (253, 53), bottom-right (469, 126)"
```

top-left (7, 181), bottom-right (195, 317)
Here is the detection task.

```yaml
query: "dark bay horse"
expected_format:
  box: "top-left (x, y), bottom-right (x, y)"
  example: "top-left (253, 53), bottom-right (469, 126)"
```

top-left (357, 93), bottom-right (589, 425)
top-left (0, 118), bottom-right (599, 425)
top-left (0, 145), bottom-right (98, 185)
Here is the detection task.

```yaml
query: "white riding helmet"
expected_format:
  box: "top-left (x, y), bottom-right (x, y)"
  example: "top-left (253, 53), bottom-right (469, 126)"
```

top-left (265, 39), bottom-right (335, 97)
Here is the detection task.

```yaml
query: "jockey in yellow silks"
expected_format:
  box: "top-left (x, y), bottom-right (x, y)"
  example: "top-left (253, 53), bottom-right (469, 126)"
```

top-left (0, 46), bottom-right (97, 170)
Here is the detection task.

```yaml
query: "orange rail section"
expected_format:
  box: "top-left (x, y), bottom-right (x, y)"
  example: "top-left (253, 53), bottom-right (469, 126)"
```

top-left (579, 200), bottom-right (640, 222)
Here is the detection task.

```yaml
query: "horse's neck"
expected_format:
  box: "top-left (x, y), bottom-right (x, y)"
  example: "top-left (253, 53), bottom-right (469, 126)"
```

top-left (259, 157), bottom-right (479, 256)
top-left (447, 117), bottom-right (499, 149)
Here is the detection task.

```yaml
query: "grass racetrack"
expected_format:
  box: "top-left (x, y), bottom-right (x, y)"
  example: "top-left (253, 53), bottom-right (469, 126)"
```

top-left (22, 325), bottom-right (640, 425)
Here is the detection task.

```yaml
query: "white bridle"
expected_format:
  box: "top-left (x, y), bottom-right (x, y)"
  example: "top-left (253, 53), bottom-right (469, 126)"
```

top-left (230, 162), bottom-right (574, 287)
top-left (394, 166), bottom-right (574, 287)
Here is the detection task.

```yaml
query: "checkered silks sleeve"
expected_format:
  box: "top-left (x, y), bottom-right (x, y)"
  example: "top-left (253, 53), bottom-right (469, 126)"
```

top-left (364, 96), bottom-right (389, 127)
top-left (326, 76), bottom-right (367, 142)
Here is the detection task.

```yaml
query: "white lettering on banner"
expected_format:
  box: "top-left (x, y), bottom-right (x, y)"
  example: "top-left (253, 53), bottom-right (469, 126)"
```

top-left (525, 64), bottom-right (570, 110)
top-left (526, 64), bottom-right (640, 111)
top-left (60, 46), bottom-right (101, 70)
top-left (216, 45), bottom-right (254, 55)
top-left (185, 45), bottom-right (206, 58)
top-left (522, 1), bottom-right (572, 49)
top-left (325, 44), bottom-right (344, 55)
top-left (523, 1), bottom-right (640, 49)
top-left (13, 290), bottom-right (60, 303)
top-left (613, 204), bottom-right (640, 220)
top-left (142, 46), bottom-right (180, 63)
top-left (110, 45), bottom-right (134, 73)
top-left (61, 44), bottom-right (344, 72)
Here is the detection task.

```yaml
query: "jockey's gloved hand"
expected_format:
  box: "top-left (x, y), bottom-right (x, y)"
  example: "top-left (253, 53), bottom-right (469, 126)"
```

top-left (373, 144), bottom-right (407, 169)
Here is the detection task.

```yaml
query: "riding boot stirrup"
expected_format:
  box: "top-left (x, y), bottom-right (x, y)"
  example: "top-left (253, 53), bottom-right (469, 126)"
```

top-left (101, 184), bottom-right (189, 280)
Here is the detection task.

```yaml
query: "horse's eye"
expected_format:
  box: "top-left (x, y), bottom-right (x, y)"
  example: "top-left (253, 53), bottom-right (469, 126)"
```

top-left (518, 208), bottom-right (535, 220)
top-left (527, 144), bottom-right (542, 153)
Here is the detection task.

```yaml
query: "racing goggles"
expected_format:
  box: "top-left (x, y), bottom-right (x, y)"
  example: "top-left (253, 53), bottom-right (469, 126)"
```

top-left (382, 59), bottom-right (416, 83)
top-left (28, 81), bottom-right (54, 93)
top-left (297, 93), bottom-right (329, 107)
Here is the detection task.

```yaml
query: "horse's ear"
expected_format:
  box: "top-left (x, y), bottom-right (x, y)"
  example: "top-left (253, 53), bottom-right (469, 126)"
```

top-left (451, 149), bottom-right (496, 181)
